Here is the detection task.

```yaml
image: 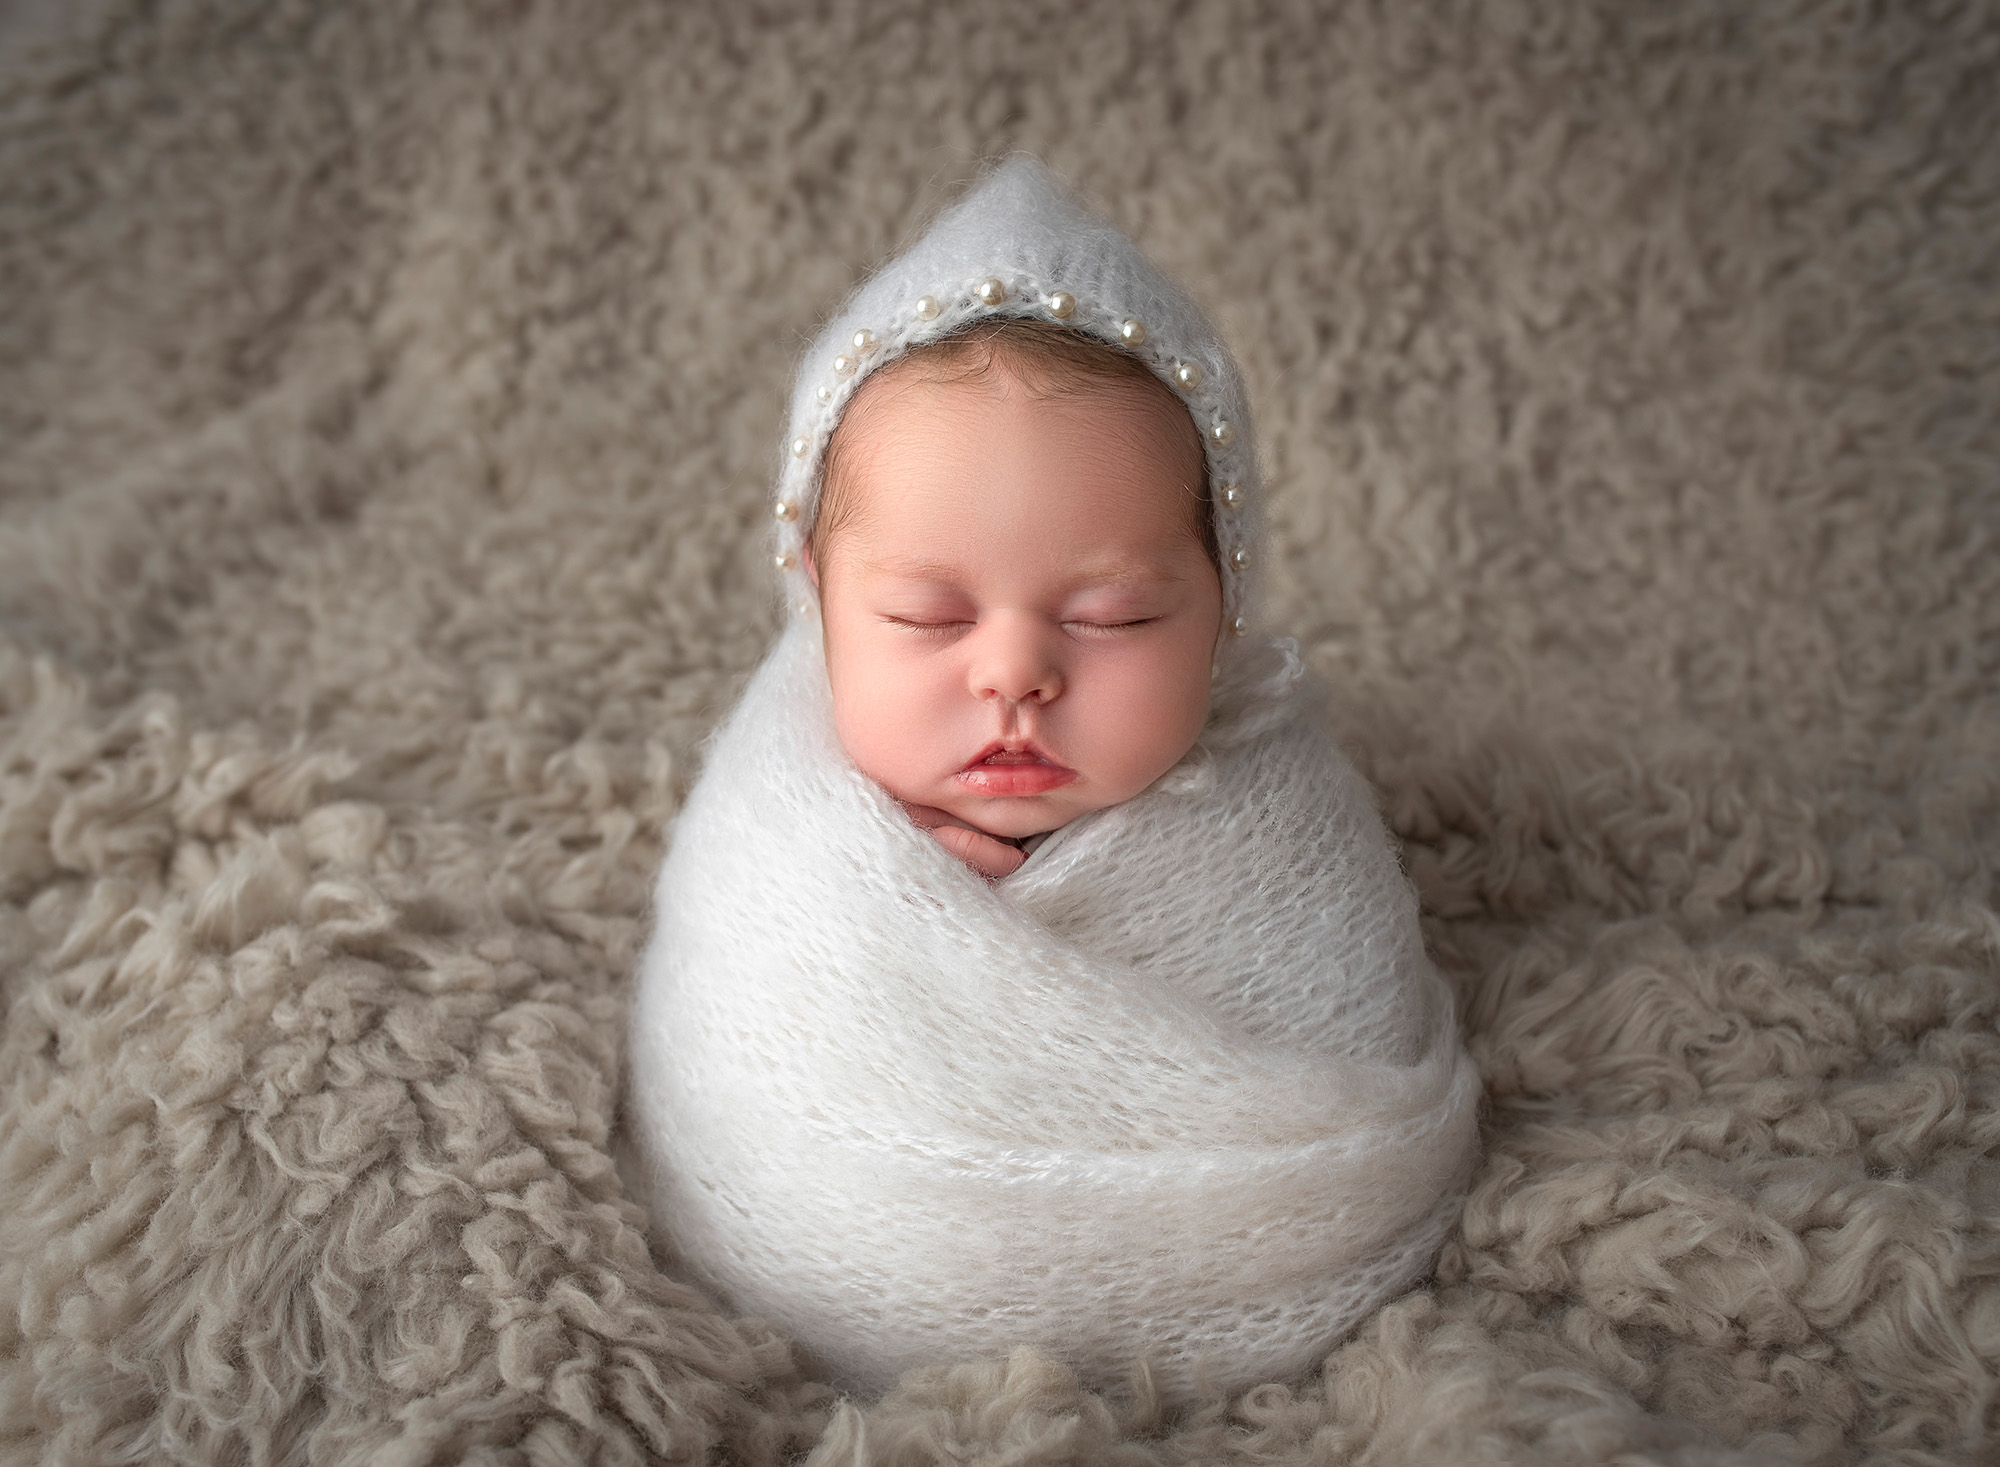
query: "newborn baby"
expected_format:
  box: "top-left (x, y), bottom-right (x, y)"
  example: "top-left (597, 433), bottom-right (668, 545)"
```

top-left (629, 158), bottom-right (1480, 1407)
top-left (807, 318), bottom-right (1219, 878)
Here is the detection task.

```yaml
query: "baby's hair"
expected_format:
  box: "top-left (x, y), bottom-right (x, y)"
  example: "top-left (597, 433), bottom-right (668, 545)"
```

top-left (811, 317), bottom-right (1216, 574)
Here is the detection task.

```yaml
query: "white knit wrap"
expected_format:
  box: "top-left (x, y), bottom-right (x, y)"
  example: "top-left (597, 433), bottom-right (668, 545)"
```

top-left (629, 628), bottom-right (1483, 1401)
top-left (628, 158), bottom-right (1482, 1402)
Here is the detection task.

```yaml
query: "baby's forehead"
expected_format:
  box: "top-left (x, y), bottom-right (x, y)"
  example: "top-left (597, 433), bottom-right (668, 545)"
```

top-left (836, 381), bottom-right (1203, 500)
top-left (811, 330), bottom-right (1215, 568)
top-left (834, 357), bottom-right (1204, 477)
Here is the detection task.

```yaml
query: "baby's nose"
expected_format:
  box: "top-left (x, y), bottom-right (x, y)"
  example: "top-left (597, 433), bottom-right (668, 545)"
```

top-left (968, 613), bottom-right (1063, 705)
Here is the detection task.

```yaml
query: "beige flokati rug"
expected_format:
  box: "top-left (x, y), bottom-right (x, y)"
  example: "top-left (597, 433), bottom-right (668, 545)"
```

top-left (2, 1), bottom-right (1996, 1462)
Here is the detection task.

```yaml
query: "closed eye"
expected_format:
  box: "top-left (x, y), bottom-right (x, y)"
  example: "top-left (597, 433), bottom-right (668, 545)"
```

top-left (881, 615), bottom-right (971, 636)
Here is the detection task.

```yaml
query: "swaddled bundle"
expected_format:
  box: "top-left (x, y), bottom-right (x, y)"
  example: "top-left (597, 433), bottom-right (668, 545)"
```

top-left (630, 625), bottom-right (1481, 1401)
top-left (628, 158), bottom-right (1481, 1403)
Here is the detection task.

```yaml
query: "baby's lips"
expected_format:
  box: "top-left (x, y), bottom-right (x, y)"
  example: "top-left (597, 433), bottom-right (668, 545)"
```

top-left (954, 761), bottom-right (1076, 797)
top-left (959, 737), bottom-right (1064, 770)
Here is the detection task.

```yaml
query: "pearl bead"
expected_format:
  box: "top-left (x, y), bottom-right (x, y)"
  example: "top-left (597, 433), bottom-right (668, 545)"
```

top-left (1229, 547), bottom-right (1252, 570)
top-left (797, 600), bottom-right (812, 615)
top-left (976, 278), bottom-right (1006, 306)
top-left (1231, 616), bottom-right (1248, 637)
top-left (915, 295), bottom-right (941, 320)
top-left (789, 436), bottom-right (810, 459)
top-left (1211, 421), bottom-right (1235, 447)
top-left (1046, 291), bottom-right (1076, 319)
top-left (1174, 360), bottom-right (1203, 390)
top-left (815, 385), bottom-right (833, 403)
top-left (774, 500), bottom-right (799, 522)
top-left (833, 353), bottom-right (858, 376)
top-left (852, 328), bottom-right (876, 351)
top-left (1119, 318), bottom-right (1146, 346)
top-left (1221, 483), bottom-right (1243, 508)
top-left (776, 551), bottom-right (798, 571)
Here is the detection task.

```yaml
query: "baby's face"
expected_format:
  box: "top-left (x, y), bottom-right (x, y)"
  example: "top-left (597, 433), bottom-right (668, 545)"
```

top-left (811, 364), bottom-right (1222, 839)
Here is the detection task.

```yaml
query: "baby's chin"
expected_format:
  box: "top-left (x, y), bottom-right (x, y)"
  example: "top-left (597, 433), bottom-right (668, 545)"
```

top-left (932, 791), bottom-right (1095, 841)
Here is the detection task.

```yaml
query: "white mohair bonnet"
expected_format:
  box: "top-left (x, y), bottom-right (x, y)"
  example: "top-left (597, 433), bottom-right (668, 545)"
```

top-left (770, 156), bottom-right (1262, 656)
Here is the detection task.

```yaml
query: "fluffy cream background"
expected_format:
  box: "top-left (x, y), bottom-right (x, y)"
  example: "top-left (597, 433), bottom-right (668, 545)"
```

top-left (1, 1), bottom-right (1996, 1462)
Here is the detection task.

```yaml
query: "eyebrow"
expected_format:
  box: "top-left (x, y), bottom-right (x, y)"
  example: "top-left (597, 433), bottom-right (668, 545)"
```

top-left (857, 555), bottom-right (1195, 588)
top-left (853, 555), bottom-right (968, 582)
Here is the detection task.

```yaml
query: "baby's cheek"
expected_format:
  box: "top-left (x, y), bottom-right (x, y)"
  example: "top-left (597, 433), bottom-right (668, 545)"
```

top-left (827, 637), bottom-right (957, 794)
top-left (1080, 651), bottom-right (1211, 795)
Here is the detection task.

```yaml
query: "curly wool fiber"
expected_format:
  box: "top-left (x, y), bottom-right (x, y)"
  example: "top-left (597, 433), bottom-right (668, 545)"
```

top-left (11, 3), bottom-right (1994, 1459)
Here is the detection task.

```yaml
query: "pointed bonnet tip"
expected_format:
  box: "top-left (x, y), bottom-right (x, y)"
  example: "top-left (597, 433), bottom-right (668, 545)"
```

top-left (949, 154), bottom-right (1089, 228)
top-left (980, 152), bottom-right (1065, 195)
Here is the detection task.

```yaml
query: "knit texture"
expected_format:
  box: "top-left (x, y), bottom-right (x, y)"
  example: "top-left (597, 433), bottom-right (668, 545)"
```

top-left (2, 1), bottom-right (1997, 1463)
top-left (629, 625), bottom-right (1482, 1404)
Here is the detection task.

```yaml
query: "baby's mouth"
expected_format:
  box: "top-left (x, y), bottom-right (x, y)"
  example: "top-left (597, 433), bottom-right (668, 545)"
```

top-left (955, 742), bottom-right (1077, 797)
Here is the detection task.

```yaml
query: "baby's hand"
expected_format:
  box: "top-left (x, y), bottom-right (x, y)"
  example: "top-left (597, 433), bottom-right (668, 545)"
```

top-left (899, 802), bottom-right (1026, 879)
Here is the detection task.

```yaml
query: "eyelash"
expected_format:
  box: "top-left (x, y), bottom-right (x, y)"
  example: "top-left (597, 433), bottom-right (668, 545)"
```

top-left (881, 617), bottom-right (1156, 637)
top-left (1066, 618), bottom-right (1156, 637)
top-left (882, 617), bottom-right (965, 637)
